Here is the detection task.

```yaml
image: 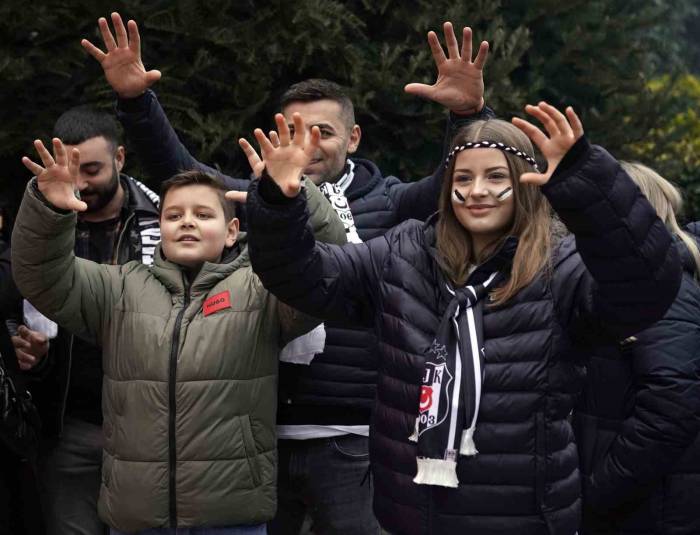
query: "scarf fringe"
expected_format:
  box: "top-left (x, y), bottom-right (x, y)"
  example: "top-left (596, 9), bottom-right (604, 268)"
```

top-left (413, 457), bottom-right (459, 488)
top-left (408, 417), bottom-right (419, 442)
top-left (459, 426), bottom-right (478, 456)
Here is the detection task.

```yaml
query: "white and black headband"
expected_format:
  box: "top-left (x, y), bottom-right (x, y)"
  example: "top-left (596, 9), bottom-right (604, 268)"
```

top-left (445, 140), bottom-right (539, 172)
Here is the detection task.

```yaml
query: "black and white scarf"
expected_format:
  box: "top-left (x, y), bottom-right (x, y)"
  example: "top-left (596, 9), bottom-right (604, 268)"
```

top-left (317, 160), bottom-right (362, 244)
top-left (409, 271), bottom-right (502, 487)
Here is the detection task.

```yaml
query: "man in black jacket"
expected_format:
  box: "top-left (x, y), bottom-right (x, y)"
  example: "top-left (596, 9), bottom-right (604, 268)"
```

top-left (6, 106), bottom-right (161, 535)
top-left (83, 13), bottom-right (492, 534)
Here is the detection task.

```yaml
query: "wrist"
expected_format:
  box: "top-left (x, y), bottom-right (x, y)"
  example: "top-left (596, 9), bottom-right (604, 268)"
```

top-left (116, 88), bottom-right (147, 100)
top-left (450, 97), bottom-right (485, 116)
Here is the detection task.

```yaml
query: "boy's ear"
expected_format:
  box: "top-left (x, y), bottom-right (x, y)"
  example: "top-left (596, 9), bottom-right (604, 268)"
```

top-left (225, 218), bottom-right (240, 247)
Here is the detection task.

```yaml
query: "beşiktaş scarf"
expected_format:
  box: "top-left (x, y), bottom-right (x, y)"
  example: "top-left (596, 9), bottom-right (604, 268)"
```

top-left (279, 160), bottom-right (361, 364)
top-left (409, 271), bottom-right (503, 487)
top-left (317, 160), bottom-right (362, 245)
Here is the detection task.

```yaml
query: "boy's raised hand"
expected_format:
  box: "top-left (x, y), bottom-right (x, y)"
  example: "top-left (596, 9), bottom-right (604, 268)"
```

top-left (81, 12), bottom-right (161, 99)
top-left (405, 21), bottom-right (489, 115)
top-left (22, 139), bottom-right (87, 212)
top-left (512, 102), bottom-right (584, 185)
top-left (238, 113), bottom-right (321, 198)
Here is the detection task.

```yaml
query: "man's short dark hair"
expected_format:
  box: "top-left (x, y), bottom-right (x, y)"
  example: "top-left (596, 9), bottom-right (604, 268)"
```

top-left (160, 170), bottom-right (236, 221)
top-left (280, 79), bottom-right (355, 129)
top-left (52, 106), bottom-right (122, 150)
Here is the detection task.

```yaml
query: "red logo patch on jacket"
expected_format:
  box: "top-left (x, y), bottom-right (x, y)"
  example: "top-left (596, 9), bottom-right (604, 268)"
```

top-left (203, 291), bottom-right (231, 317)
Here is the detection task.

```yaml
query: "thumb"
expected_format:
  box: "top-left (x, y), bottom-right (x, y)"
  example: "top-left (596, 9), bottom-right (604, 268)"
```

top-left (404, 83), bottom-right (435, 99)
top-left (17, 325), bottom-right (30, 339)
top-left (68, 197), bottom-right (89, 212)
top-left (145, 70), bottom-right (161, 86)
top-left (225, 191), bottom-right (247, 204)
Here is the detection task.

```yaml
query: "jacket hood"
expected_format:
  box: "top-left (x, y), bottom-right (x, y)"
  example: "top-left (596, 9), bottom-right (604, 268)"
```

top-left (345, 158), bottom-right (383, 201)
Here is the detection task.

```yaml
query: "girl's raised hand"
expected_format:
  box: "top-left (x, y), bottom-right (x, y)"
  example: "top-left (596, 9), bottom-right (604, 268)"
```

top-left (239, 113), bottom-right (320, 198)
top-left (22, 138), bottom-right (88, 212)
top-left (511, 102), bottom-right (583, 185)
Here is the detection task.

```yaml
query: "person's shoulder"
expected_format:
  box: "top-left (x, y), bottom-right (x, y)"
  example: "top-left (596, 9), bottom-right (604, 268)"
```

top-left (382, 219), bottom-right (428, 252)
top-left (122, 175), bottom-right (160, 213)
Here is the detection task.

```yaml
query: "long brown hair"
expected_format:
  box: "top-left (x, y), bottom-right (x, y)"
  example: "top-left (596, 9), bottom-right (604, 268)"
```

top-left (436, 119), bottom-right (552, 305)
top-left (622, 161), bottom-right (700, 277)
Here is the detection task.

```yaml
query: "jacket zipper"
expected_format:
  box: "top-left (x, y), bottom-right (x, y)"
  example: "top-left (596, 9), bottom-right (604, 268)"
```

top-left (114, 212), bottom-right (135, 264)
top-left (58, 335), bottom-right (75, 434)
top-left (168, 277), bottom-right (190, 527)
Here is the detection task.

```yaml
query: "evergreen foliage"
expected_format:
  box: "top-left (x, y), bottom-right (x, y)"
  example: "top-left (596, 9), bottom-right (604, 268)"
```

top-left (0, 0), bottom-right (697, 222)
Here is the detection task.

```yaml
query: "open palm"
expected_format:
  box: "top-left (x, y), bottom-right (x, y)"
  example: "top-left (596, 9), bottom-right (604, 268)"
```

top-left (22, 139), bottom-right (87, 212)
top-left (82, 12), bottom-right (161, 99)
top-left (512, 102), bottom-right (584, 185)
top-left (405, 22), bottom-right (489, 114)
top-left (239, 113), bottom-right (320, 198)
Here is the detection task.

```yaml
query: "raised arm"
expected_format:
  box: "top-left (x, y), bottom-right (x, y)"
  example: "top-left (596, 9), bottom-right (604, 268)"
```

top-left (12, 139), bottom-right (121, 345)
top-left (388, 22), bottom-right (494, 223)
top-left (512, 103), bottom-right (681, 341)
top-left (243, 114), bottom-right (386, 325)
top-left (82, 13), bottom-right (249, 192)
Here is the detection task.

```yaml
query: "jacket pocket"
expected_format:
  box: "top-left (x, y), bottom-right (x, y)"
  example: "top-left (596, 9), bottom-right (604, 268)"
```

top-left (239, 415), bottom-right (261, 487)
top-left (535, 411), bottom-right (546, 511)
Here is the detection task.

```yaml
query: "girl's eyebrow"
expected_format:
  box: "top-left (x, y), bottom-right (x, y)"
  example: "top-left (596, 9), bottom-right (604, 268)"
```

top-left (454, 166), bottom-right (509, 173)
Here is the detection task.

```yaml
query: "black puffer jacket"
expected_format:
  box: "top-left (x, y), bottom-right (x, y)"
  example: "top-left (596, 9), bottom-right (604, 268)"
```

top-left (246, 138), bottom-right (681, 535)
top-left (117, 89), bottom-right (493, 425)
top-left (574, 240), bottom-right (700, 535)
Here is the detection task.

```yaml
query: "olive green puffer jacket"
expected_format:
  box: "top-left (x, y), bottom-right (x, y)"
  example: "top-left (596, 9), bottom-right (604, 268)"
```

top-left (12, 179), bottom-right (345, 531)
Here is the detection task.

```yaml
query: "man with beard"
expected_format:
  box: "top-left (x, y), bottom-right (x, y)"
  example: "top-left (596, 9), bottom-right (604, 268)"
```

top-left (5, 106), bottom-right (160, 535)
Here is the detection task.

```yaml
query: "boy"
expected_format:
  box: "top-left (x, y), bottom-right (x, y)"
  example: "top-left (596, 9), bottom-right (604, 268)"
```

top-left (12, 134), bottom-right (345, 533)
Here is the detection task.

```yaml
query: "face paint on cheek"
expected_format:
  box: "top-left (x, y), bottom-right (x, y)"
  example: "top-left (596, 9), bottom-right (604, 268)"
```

top-left (452, 189), bottom-right (466, 204)
top-left (496, 187), bottom-right (513, 202)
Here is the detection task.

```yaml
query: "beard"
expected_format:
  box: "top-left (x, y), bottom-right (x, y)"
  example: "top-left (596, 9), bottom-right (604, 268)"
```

top-left (82, 162), bottom-right (120, 213)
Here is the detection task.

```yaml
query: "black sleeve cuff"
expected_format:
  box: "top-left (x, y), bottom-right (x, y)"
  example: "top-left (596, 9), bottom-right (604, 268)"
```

top-left (116, 89), bottom-right (153, 114)
top-left (449, 104), bottom-right (496, 126)
top-left (546, 136), bottom-right (592, 186)
top-left (257, 170), bottom-right (298, 205)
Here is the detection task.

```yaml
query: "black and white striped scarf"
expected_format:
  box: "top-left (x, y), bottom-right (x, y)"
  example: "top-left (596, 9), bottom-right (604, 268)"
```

top-left (409, 271), bottom-right (502, 487)
top-left (317, 160), bottom-right (362, 244)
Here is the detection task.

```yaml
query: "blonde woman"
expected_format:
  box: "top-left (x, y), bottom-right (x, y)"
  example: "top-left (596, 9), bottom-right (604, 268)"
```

top-left (243, 104), bottom-right (681, 535)
top-left (574, 162), bottom-right (700, 535)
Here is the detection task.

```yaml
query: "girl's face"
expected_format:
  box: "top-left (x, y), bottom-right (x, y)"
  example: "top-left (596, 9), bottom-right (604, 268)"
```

top-left (451, 148), bottom-right (515, 252)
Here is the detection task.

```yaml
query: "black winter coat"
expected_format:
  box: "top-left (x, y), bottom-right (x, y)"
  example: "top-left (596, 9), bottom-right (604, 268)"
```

top-left (246, 137), bottom-right (681, 535)
top-left (116, 89), bottom-right (494, 425)
top-left (574, 240), bottom-right (700, 535)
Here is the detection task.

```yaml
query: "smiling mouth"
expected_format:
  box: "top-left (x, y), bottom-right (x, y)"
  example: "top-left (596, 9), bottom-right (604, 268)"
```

top-left (467, 205), bottom-right (496, 209)
top-left (177, 236), bottom-right (200, 242)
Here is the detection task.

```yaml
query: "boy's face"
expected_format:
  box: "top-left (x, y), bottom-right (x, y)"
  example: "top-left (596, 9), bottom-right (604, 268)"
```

top-left (160, 185), bottom-right (239, 268)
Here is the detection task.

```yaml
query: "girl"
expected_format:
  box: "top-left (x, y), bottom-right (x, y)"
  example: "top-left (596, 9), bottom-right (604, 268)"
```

top-left (574, 162), bottom-right (700, 535)
top-left (242, 104), bottom-right (681, 535)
